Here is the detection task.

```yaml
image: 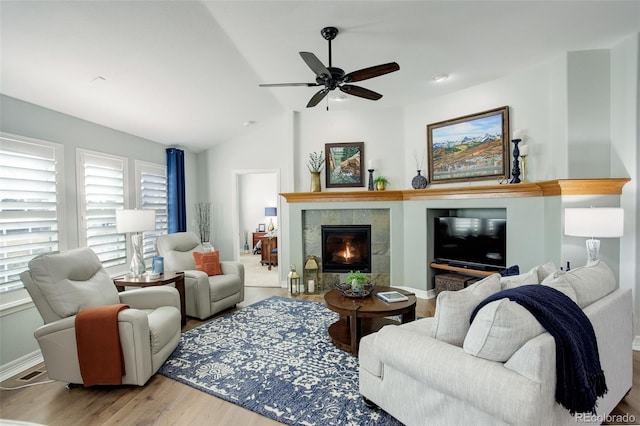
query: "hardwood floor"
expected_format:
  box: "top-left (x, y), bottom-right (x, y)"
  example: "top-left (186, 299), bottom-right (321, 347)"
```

top-left (0, 287), bottom-right (636, 425)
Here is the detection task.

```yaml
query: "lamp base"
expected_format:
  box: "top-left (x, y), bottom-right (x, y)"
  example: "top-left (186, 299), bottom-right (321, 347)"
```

top-left (585, 238), bottom-right (600, 265)
top-left (129, 233), bottom-right (146, 277)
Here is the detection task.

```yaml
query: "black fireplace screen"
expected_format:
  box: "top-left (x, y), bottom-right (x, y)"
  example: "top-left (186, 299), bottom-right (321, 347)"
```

top-left (321, 225), bottom-right (371, 273)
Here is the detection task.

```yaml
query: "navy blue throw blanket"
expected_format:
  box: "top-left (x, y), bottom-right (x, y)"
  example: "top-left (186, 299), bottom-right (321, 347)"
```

top-left (470, 285), bottom-right (607, 415)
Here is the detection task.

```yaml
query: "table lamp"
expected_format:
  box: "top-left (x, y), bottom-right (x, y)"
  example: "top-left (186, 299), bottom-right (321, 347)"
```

top-left (564, 207), bottom-right (624, 265)
top-left (116, 209), bottom-right (156, 277)
top-left (265, 207), bottom-right (277, 232)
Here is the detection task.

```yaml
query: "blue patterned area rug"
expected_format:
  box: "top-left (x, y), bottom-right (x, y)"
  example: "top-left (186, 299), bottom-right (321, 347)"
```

top-left (159, 296), bottom-right (402, 425)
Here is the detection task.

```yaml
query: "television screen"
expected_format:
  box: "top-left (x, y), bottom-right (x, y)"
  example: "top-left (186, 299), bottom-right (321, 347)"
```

top-left (434, 217), bottom-right (506, 269)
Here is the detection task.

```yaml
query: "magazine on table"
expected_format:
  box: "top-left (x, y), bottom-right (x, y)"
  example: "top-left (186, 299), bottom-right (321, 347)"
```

top-left (376, 291), bottom-right (409, 303)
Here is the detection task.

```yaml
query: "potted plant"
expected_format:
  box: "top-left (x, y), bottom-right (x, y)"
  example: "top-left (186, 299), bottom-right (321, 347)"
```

top-left (347, 270), bottom-right (368, 293)
top-left (374, 176), bottom-right (389, 191)
top-left (307, 151), bottom-right (325, 192)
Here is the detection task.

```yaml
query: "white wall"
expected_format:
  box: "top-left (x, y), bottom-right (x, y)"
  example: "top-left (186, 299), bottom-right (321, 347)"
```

top-left (0, 94), bottom-right (201, 376)
top-left (296, 108), bottom-right (404, 192)
top-left (404, 56), bottom-right (561, 185)
top-left (610, 33), bottom-right (640, 339)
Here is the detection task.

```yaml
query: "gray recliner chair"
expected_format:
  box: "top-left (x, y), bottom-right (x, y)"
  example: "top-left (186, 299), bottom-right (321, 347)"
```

top-left (20, 247), bottom-right (182, 386)
top-left (156, 232), bottom-right (244, 320)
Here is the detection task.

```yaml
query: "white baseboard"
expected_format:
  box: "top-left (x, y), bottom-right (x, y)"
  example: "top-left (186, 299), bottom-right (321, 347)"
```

top-left (0, 350), bottom-right (43, 382)
top-left (393, 286), bottom-right (433, 300)
top-left (633, 336), bottom-right (640, 351)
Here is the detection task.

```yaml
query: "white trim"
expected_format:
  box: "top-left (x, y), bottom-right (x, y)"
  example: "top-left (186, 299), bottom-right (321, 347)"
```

top-left (0, 350), bottom-right (43, 382)
top-left (633, 336), bottom-right (640, 351)
top-left (0, 298), bottom-right (35, 317)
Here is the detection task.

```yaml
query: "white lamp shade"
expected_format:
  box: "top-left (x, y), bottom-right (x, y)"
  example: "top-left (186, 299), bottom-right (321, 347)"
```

top-left (116, 209), bottom-right (156, 233)
top-left (564, 208), bottom-right (624, 238)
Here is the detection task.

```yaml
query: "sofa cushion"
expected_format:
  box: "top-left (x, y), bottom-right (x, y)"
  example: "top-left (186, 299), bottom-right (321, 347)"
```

top-left (193, 251), bottom-right (222, 276)
top-left (540, 274), bottom-right (578, 303)
top-left (535, 261), bottom-right (558, 282)
top-left (499, 267), bottom-right (539, 290)
top-left (499, 265), bottom-right (520, 276)
top-left (463, 298), bottom-right (545, 362)
top-left (209, 274), bottom-right (242, 301)
top-left (432, 273), bottom-right (501, 346)
top-left (541, 260), bottom-right (614, 308)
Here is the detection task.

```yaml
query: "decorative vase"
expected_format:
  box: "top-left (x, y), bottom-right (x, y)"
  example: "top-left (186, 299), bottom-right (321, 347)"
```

top-left (375, 182), bottom-right (386, 191)
top-left (351, 280), bottom-right (363, 293)
top-left (310, 171), bottom-right (321, 192)
top-left (202, 241), bottom-right (214, 252)
top-left (411, 170), bottom-right (428, 189)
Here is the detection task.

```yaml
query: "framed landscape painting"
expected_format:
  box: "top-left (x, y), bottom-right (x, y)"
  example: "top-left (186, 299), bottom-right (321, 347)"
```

top-left (325, 142), bottom-right (365, 188)
top-left (427, 106), bottom-right (510, 184)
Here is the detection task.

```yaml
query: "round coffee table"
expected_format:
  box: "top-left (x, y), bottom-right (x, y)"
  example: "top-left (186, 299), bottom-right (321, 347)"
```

top-left (324, 286), bottom-right (417, 356)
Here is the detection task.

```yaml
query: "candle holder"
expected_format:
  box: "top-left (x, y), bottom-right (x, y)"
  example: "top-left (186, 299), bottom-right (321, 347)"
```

top-left (367, 169), bottom-right (375, 191)
top-left (509, 139), bottom-right (521, 184)
top-left (520, 153), bottom-right (527, 183)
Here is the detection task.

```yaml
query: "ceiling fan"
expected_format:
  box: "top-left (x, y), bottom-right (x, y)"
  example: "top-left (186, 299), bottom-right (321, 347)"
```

top-left (259, 26), bottom-right (400, 108)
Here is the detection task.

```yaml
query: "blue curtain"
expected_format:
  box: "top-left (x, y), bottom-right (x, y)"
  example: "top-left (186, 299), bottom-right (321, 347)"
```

top-left (166, 148), bottom-right (186, 233)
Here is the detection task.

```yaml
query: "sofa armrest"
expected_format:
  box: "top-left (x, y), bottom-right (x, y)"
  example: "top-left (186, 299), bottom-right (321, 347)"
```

top-left (33, 315), bottom-right (76, 338)
top-left (181, 269), bottom-right (213, 318)
top-left (362, 325), bottom-right (549, 421)
top-left (221, 261), bottom-right (244, 282)
top-left (119, 286), bottom-right (180, 311)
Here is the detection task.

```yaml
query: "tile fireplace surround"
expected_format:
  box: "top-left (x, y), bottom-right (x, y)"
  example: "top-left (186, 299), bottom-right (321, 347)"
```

top-left (281, 179), bottom-right (629, 296)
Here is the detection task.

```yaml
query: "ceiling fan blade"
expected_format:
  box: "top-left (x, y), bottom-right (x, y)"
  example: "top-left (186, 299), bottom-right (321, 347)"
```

top-left (300, 52), bottom-right (331, 78)
top-left (307, 89), bottom-right (330, 108)
top-left (343, 62), bottom-right (400, 83)
top-left (259, 82), bottom-right (319, 87)
top-left (340, 85), bottom-right (383, 101)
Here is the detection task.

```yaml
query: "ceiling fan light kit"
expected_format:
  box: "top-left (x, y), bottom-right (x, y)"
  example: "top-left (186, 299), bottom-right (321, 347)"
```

top-left (259, 26), bottom-right (400, 108)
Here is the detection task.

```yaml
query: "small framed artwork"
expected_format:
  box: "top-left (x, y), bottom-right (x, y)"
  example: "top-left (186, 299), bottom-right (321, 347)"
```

top-left (258, 224), bottom-right (266, 232)
top-left (325, 142), bottom-right (365, 188)
top-left (427, 106), bottom-right (510, 184)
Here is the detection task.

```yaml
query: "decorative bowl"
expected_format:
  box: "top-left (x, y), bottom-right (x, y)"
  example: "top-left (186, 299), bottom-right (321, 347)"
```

top-left (335, 282), bottom-right (374, 298)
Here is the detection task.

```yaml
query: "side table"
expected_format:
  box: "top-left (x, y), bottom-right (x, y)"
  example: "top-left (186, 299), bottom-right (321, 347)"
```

top-left (113, 271), bottom-right (186, 326)
top-left (324, 286), bottom-right (416, 356)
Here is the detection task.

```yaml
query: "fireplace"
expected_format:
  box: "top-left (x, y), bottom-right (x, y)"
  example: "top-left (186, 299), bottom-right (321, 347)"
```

top-left (321, 225), bottom-right (371, 273)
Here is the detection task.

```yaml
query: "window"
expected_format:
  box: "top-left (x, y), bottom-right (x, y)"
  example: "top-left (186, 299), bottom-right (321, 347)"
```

top-left (77, 149), bottom-right (128, 270)
top-left (136, 161), bottom-right (167, 262)
top-left (0, 134), bottom-right (64, 292)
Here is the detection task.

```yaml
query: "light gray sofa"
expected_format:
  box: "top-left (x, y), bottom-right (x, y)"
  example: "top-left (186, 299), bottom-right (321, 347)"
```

top-left (156, 232), bottom-right (244, 320)
top-left (21, 247), bottom-right (182, 386)
top-left (359, 261), bottom-right (633, 425)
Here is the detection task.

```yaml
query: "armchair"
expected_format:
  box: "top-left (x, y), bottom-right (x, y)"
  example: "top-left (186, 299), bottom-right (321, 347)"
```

top-left (156, 232), bottom-right (244, 320)
top-left (20, 247), bottom-right (182, 386)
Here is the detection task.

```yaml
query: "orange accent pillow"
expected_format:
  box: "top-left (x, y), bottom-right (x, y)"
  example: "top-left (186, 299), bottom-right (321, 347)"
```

top-left (193, 251), bottom-right (222, 276)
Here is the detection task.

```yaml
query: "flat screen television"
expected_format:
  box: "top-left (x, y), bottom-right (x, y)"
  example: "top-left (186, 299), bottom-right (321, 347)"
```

top-left (433, 216), bottom-right (507, 269)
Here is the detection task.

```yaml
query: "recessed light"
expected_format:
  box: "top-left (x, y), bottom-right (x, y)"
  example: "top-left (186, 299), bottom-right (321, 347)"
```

top-left (432, 74), bottom-right (449, 82)
top-left (243, 121), bottom-right (256, 127)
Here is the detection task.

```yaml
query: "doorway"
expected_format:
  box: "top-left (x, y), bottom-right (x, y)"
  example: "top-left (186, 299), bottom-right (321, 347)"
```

top-left (232, 169), bottom-right (280, 288)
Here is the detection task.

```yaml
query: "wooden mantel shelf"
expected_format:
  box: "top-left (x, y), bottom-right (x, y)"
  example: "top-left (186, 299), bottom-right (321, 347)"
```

top-left (280, 178), bottom-right (630, 203)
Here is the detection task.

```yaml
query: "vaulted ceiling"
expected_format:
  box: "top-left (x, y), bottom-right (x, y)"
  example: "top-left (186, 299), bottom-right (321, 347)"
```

top-left (2, 1), bottom-right (639, 152)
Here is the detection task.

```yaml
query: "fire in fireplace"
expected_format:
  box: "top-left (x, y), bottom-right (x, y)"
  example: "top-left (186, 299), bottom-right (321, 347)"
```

top-left (321, 225), bottom-right (371, 273)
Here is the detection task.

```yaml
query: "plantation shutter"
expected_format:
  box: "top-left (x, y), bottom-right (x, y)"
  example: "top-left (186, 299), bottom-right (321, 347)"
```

top-left (77, 150), bottom-right (128, 269)
top-left (0, 135), bottom-right (63, 292)
top-left (136, 161), bottom-right (167, 262)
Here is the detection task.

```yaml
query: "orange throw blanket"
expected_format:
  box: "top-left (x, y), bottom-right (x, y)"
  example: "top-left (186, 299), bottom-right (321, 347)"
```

top-left (75, 304), bottom-right (129, 387)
